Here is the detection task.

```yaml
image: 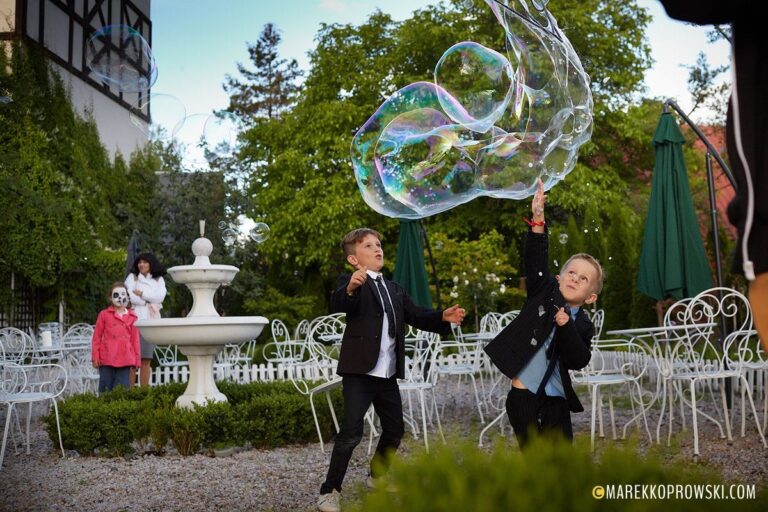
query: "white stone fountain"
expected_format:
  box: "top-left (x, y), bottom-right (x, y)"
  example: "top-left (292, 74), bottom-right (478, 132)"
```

top-left (136, 220), bottom-right (268, 408)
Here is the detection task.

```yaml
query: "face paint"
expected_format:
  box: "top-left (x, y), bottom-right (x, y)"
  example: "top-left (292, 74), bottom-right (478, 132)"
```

top-left (112, 287), bottom-right (129, 308)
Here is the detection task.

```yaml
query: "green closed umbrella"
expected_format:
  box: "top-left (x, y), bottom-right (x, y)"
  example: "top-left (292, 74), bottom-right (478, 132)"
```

top-left (393, 220), bottom-right (433, 308)
top-left (637, 113), bottom-right (713, 301)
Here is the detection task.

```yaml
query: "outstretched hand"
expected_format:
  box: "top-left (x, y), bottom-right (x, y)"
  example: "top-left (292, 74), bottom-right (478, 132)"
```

top-left (347, 264), bottom-right (368, 295)
top-left (531, 177), bottom-right (546, 220)
top-left (443, 304), bottom-right (466, 324)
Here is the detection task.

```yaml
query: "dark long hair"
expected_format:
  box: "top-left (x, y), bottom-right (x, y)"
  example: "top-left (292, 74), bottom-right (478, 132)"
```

top-left (130, 252), bottom-right (167, 279)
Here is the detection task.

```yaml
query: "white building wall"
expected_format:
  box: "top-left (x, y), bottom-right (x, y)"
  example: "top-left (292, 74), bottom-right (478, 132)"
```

top-left (20, 0), bottom-right (152, 160)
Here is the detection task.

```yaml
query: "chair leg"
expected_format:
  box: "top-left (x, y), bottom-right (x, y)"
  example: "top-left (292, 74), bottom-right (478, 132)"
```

top-left (478, 410), bottom-right (507, 448)
top-left (737, 376), bottom-right (768, 448)
top-left (656, 380), bottom-right (668, 444)
top-left (432, 390), bottom-right (445, 444)
top-left (719, 382), bottom-right (733, 442)
top-left (26, 402), bottom-right (32, 455)
top-left (419, 389), bottom-right (429, 452)
top-left (690, 380), bottom-right (700, 457)
top-left (52, 400), bottom-right (65, 457)
top-left (608, 395), bottom-right (617, 440)
top-left (590, 385), bottom-right (598, 452)
top-left (309, 392), bottom-right (326, 453)
top-left (468, 374), bottom-right (485, 424)
top-left (1, 404), bottom-right (15, 469)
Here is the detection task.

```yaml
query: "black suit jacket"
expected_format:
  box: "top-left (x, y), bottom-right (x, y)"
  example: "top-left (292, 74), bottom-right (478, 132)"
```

top-left (484, 230), bottom-right (593, 412)
top-left (330, 273), bottom-right (451, 379)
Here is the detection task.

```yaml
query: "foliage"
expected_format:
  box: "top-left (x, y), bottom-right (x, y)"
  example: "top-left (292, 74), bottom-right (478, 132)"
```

top-left (428, 230), bottom-right (521, 330)
top-left (352, 437), bottom-right (767, 511)
top-left (45, 380), bottom-right (342, 456)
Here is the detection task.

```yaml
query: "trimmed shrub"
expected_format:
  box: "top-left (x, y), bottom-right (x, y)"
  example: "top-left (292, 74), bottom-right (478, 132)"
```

top-left (46, 380), bottom-right (342, 456)
top-left (353, 437), bottom-right (768, 512)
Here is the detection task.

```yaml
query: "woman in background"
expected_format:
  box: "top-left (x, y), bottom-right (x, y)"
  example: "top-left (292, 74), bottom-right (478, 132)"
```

top-left (125, 252), bottom-right (167, 386)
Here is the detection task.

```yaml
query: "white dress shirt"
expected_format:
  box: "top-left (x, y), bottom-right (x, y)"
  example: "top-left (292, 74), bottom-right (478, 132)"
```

top-left (365, 270), bottom-right (397, 378)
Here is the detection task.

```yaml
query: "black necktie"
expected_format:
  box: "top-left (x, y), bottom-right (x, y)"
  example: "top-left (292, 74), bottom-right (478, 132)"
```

top-left (374, 276), bottom-right (396, 338)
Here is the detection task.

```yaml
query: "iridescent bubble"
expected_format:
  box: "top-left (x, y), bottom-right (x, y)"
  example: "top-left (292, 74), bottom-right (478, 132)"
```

top-left (249, 222), bottom-right (270, 244)
top-left (434, 41), bottom-right (514, 134)
top-left (86, 25), bottom-right (157, 93)
top-left (558, 233), bottom-right (568, 245)
top-left (351, 0), bottom-right (592, 219)
top-left (129, 94), bottom-right (186, 141)
top-left (218, 221), bottom-right (228, 230)
top-left (203, 114), bottom-right (239, 154)
top-left (221, 228), bottom-right (237, 246)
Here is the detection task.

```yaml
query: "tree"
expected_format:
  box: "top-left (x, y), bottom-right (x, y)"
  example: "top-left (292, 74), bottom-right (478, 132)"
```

top-left (223, 23), bottom-right (303, 124)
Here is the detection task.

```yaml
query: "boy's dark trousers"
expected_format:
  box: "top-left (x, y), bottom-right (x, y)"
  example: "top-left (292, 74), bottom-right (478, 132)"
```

top-left (320, 374), bottom-right (404, 494)
top-left (506, 386), bottom-right (573, 448)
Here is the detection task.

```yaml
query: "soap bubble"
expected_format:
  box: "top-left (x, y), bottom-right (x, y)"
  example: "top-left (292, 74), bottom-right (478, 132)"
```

top-left (218, 221), bottom-right (228, 230)
top-left (221, 228), bottom-right (238, 246)
top-left (249, 222), bottom-right (270, 243)
top-left (350, 0), bottom-right (592, 219)
top-left (86, 25), bottom-right (157, 93)
top-left (553, 259), bottom-right (558, 267)
top-left (434, 41), bottom-right (514, 133)
top-left (129, 94), bottom-right (186, 140)
top-left (174, 113), bottom-right (240, 170)
top-left (558, 233), bottom-right (568, 245)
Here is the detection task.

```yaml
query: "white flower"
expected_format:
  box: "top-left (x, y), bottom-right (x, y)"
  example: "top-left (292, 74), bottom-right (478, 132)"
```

top-left (500, 284), bottom-right (506, 294)
top-left (453, 276), bottom-right (459, 283)
top-left (491, 291), bottom-right (497, 296)
top-left (473, 268), bottom-right (478, 273)
top-left (464, 280), bottom-right (469, 286)
top-left (450, 291), bottom-right (459, 299)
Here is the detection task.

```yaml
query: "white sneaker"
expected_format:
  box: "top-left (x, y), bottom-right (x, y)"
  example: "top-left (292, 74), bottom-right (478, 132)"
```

top-left (317, 490), bottom-right (341, 512)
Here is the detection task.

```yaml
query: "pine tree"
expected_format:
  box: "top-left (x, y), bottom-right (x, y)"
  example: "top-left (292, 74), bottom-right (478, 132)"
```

top-left (223, 23), bottom-right (303, 123)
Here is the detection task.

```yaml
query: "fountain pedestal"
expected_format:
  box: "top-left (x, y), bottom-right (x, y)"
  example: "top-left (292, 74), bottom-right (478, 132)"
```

top-left (136, 221), bottom-right (268, 408)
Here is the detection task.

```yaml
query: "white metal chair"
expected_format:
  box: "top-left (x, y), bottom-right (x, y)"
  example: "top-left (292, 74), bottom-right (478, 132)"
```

top-left (723, 329), bottom-right (768, 445)
top-left (661, 288), bottom-right (755, 455)
top-left (435, 325), bottom-right (486, 424)
top-left (263, 319), bottom-right (306, 366)
top-left (0, 328), bottom-right (33, 363)
top-left (571, 338), bottom-right (653, 450)
top-left (0, 363), bottom-right (67, 469)
top-left (399, 331), bottom-right (444, 451)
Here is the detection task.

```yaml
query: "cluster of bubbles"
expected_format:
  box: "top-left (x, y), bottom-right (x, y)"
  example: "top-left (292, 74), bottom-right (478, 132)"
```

top-left (86, 25), bottom-right (158, 93)
top-left (218, 221), bottom-right (271, 246)
top-left (85, 24), bottom-right (239, 171)
top-left (351, 0), bottom-right (593, 219)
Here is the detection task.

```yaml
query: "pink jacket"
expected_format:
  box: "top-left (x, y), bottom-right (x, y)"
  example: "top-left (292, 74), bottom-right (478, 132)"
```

top-left (92, 307), bottom-right (141, 368)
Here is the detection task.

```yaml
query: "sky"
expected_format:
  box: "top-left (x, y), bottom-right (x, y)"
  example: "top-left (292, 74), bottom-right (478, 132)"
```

top-left (147, 0), bottom-right (731, 163)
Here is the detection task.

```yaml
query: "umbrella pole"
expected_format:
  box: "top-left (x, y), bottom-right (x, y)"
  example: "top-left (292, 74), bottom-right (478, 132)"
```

top-left (419, 221), bottom-right (442, 310)
top-left (706, 153), bottom-right (725, 289)
top-left (706, 153), bottom-right (733, 407)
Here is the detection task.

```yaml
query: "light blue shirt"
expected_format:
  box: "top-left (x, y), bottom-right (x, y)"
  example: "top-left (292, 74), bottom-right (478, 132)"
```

top-left (516, 306), bottom-right (579, 397)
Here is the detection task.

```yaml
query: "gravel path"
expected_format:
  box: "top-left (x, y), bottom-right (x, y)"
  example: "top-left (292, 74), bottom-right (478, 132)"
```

top-left (1, 380), bottom-right (766, 511)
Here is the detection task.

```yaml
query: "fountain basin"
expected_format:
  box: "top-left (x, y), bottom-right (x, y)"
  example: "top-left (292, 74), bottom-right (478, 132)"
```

top-left (135, 316), bottom-right (267, 345)
top-left (167, 264), bottom-right (239, 285)
top-left (136, 316), bottom-right (267, 408)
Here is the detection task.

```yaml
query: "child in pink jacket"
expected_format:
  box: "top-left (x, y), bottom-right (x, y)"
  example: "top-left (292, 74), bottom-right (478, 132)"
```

top-left (91, 283), bottom-right (141, 392)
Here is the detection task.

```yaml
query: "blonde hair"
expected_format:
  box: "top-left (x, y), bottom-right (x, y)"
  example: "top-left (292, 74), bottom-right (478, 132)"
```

top-left (561, 253), bottom-right (604, 294)
top-left (341, 228), bottom-right (382, 256)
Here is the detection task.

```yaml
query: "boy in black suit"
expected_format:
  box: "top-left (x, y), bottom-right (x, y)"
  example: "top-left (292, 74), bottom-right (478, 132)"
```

top-left (484, 179), bottom-right (601, 448)
top-left (318, 228), bottom-right (466, 512)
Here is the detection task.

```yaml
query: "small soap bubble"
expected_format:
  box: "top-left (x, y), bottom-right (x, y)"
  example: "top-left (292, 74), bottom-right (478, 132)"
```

top-left (434, 240), bottom-right (444, 250)
top-left (558, 233), bottom-right (568, 245)
top-left (538, 272), bottom-right (543, 276)
top-left (553, 259), bottom-right (558, 267)
top-left (221, 228), bottom-right (237, 246)
top-left (249, 222), bottom-right (271, 244)
top-left (583, 229), bottom-right (588, 233)
top-left (86, 24), bottom-right (157, 93)
top-left (218, 221), bottom-right (228, 230)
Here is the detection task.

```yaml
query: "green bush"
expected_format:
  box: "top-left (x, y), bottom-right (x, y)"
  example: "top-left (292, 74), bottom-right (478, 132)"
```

top-left (353, 437), bottom-right (768, 512)
top-left (46, 380), bottom-right (342, 456)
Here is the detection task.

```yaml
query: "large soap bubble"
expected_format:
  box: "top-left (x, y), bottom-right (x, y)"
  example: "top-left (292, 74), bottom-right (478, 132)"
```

top-left (435, 41), bottom-right (514, 134)
top-left (86, 25), bottom-right (158, 93)
top-left (130, 93), bottom-right (186, 141)
top-left (351, 0), bottom-right (592, 219)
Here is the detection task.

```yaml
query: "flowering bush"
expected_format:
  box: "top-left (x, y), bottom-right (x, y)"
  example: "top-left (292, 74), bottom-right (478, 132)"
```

top-left (429, 230), bottom-right (522, 331)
